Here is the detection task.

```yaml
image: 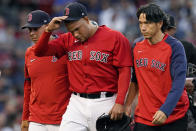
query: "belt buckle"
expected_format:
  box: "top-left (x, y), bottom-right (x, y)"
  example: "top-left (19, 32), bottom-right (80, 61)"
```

top-left (100, 92), bottom-right (106, 98)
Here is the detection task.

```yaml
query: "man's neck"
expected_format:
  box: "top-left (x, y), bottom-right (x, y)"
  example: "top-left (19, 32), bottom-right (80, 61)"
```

top-left (89, 22), bottom-right (98, 38)
top-left (148, 31), bottom-right (165, 45)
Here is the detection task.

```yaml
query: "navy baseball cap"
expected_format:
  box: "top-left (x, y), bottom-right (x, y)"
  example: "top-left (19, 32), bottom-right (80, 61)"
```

top-left (63, 2), bottom-right (87, 22)
top-left (168, 15), bottom-right (176, 29)
top-left (21, 10), bottom-right (50, 29)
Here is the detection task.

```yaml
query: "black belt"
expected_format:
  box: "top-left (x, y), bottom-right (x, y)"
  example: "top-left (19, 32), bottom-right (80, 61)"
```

top-left (73, 92), bottom-right (114, 99)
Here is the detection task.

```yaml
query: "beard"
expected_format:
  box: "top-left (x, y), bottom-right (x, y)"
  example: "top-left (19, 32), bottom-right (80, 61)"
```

top-left (143, 35), bottom-right (152, 39)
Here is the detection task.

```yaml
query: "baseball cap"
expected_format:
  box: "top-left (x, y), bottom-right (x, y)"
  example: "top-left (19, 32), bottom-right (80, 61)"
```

top-left (21, 10), bottom-right (50, 29)
top-left (63, 2), bottom-right (87, 22)
top-left (168, 15), bottom-right (176, 29)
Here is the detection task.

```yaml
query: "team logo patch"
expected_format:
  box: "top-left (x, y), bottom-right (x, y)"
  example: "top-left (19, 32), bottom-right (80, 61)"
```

top-left (51, 56), bottom-right (58, 62)
top-left (65, 8), bottom-right (70, 16)
top-left (28, 13), bottom-right (32, 22)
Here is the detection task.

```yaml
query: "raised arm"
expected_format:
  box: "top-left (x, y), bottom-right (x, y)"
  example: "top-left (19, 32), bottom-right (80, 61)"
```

top-left (34, 16), bottom-right (68, 57)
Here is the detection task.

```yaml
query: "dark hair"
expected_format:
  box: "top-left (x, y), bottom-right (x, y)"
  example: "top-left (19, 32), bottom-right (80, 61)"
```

top-left (136, 3), bottom-right (169, 32)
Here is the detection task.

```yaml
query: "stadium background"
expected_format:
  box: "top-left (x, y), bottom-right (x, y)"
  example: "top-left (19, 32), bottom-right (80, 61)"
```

top-left (0, 0), bottom-right (196, 130)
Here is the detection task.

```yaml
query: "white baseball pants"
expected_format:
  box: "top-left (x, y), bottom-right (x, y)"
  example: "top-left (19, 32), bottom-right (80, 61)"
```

top-left (59, 93), bottom-right (116, 131)
top-left (29, 122), bottom-right (59, 131)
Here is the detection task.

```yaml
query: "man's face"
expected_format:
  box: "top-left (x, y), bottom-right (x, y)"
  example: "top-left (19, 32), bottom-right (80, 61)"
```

top-left (28, 25), bottom-right (46, 43)
top-left (65, 18), bottom-right (90, 42)
top-left (139, 13), bottom-right (161, 39)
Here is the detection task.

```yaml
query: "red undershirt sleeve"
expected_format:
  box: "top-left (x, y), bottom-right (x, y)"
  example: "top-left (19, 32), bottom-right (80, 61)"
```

top-left (112, 32), bottom-right (132, 105)
top-left (34, 31), bottom-right (67, 58)
top-left (115, 67), bottom-right (131, 105)
top-left (34, 31), bottom-right (52, 56)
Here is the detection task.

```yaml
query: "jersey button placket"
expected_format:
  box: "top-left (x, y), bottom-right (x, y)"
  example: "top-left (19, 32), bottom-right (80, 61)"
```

top-left (83, 42), bottom-right (89, 92)
top-left (83, 43), bottom-right (88, 66)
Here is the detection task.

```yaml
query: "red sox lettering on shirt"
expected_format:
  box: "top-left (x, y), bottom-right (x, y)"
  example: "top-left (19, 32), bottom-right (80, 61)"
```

top-left (34, 25), bottom-right (133, 104)
top-left (22, 46), bottom-right (71, 124)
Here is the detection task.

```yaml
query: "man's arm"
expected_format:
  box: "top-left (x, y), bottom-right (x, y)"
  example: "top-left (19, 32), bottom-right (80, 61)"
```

top-left (153, 41), bottom-right (187, 125)
top-left (125, 82), bottom-right (138, 116)
top-left (109, 31), bottom-right (133, 120)
top-left (109, 67), bottom-right (131, 120)
top-left (34, 16), bottom-right (68, 57)
top-left (159, 41), bottom-right (187, 116)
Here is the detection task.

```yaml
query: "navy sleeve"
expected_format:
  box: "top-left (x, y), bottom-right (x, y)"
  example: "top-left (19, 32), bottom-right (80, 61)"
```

top-left (160, 38), bottom-right (187, 117)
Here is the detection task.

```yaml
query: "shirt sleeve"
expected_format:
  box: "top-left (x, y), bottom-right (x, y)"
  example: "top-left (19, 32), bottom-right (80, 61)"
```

top-left (159, 41), bottom-right (187, 117)
top-left (34, 31), bottom-right (68, 58)
top-left (115, 67), bottom-right (131, 104)
top-left (22, 55), bottom-right (31, 121)
top-left (113, 32), bottom-right (133, 67)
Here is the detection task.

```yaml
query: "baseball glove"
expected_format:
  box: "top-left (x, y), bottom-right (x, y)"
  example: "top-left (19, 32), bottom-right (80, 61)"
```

top-left (96, 113), bottom-right (132, 131)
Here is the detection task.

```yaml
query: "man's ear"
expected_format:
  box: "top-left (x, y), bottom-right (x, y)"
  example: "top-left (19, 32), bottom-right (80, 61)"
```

top-left (43, 24), bottom-right (49, 28)
top-left (83, 16), bottom-right (90, 23)
top-left (158, 21), bottom-right (163, 29)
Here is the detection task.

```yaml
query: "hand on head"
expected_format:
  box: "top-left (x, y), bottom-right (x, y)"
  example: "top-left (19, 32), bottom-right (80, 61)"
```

top-left (45, 16), bottom-right (68, 32)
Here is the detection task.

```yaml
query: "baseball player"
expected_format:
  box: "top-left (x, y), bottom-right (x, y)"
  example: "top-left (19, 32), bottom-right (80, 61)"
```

top-left (33, 2), bottom-right (132, 131)
top-left (125, 3), bottom-right (189, 131)
top-left (21, 10), bottom-right (71, 131)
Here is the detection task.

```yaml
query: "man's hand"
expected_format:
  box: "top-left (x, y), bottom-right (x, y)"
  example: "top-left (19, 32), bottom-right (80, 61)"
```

top-left (124, 82), bottom-right (138, 117)
top-left (45, 16), bottom-right (68, 32)
top-left (152, 110), bottom-right (167, 125)
top-left (109, 103), bottom-right (124, 120)
top-left (21, 120), bottom-right (29, 131)
top-left (125, 105), bottom-right (132, 116)
top-left (185, 78), bottom-right (194, 94)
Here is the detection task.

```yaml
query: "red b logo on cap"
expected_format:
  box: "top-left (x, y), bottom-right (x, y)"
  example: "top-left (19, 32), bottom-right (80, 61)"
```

top-left (28, 14), bottom-right (32, 22)
top-left (65, 8), bottom-right (70, 16)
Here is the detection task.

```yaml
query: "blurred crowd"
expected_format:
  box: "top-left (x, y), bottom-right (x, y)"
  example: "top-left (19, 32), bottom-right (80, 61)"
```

top-left (0, 0), bottom-right (196, 130)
